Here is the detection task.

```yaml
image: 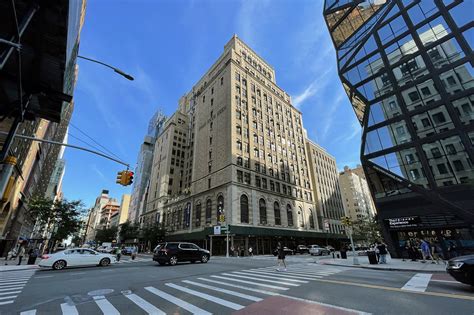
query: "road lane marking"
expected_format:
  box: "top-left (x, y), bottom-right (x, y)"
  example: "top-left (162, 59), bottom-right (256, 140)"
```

top-left (145, 286), bottom-right (212, 315)
top-left (299, 276), bottom-right (474, 301)
top-left (198, 278), bottom-right (279, 295)
top-left (93, 295), bottom-right (120, 315)
top-left (69, 272), bottom-right (86, 276)
top-left (123, 292), bottom-right (166, 315)
top-left (0, 285), bottom-right (24, 292)
top-left (166, 283), bottom-right (244, 310)
top-left (430, 279), bottom-right (458, 284)
top-left (34, 275), bottom-right (54, 279)
top-left (210, 275), bottom-right (289, 290)
top-left (60, 303), bottom-right (79, 315)
top-left (278, 294), bottom-right (371, 315)
top-left (231, 271), bottom-right (308, 283)
top-left (0, 281), bottom-right (28, 286)
top-left (182, 280), bottom-right (263, 302)
top-left (0, 300), bottom-right (14, 305)
top-left (242, 270), bottom-right (322, 280)
top-left (401, 273), bottom-right (432, 292)
top-left (20, 311), bottom-right (36, 315)
top-left (221, 273), bottom-right (301, 286)
top-left (0, 295), bottom-right (17, 300)
top-left (0, 290), bottom-right (20, 295)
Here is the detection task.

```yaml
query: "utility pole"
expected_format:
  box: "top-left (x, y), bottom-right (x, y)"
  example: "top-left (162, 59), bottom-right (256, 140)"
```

top-left (341, 216), bottom-right (359, 265)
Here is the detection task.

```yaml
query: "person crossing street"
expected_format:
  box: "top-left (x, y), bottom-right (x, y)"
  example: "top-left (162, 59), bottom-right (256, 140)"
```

top-left (276, 242), bottom-right (287, 271)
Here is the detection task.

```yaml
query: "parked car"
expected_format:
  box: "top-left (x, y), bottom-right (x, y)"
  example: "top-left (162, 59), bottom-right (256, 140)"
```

top-left (153, 242), bottom-right (210, 266)
top-left (121, 247), bottom-right (135, 255)
top-left (272, 247), bottom-right (294, 256)
top-left (38, 248), bottom-right (116, 270)
top-left (446, 254), bottom-right (474, 286)
top-left (96, 246), bottom-right (114, 253)
top-left (309, 245), bottom-right (330, 256)
top-left (295, 245), bottom-right (309, 254)
top-left (325, 245), bottom-right (335, 252)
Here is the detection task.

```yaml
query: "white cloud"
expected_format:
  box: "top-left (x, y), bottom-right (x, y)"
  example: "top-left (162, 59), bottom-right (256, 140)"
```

top-left (292, 67), bottom-right (333, 108)
top-left (235, 0), bottom-right (272, 46)
top-left (92, 164), bottom-right (106, 181)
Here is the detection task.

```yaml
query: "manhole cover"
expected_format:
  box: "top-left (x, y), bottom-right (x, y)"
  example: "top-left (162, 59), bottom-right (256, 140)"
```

top-left (87, 289), bottom-right (114, 296)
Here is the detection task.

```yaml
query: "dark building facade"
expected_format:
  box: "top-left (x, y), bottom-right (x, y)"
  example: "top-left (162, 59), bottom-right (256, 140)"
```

top-left (324, 0), bottom-right (474, 257)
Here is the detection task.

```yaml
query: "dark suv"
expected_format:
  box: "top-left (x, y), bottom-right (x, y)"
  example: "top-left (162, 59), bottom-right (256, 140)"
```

top-left (153, 242), bottom-right (210, 266)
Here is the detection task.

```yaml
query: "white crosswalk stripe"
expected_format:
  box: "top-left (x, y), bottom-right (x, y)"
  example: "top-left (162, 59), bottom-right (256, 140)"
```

top-left (115, 257), bottom-right (151, 264)
top-left (0, 270), bottom-right (35, 307)
top-left (14, 265), bottom-right (345, 314)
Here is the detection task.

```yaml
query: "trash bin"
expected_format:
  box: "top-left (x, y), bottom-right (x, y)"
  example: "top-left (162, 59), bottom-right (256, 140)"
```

top-left (27, 255), bottom-right (37, 265)
top-left (340, 251), bottom-right (347, 259)
top-left (367, 251), bottom-right (378, 264)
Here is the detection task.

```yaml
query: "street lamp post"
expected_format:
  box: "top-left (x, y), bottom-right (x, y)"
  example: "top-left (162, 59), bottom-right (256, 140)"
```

top-left (77, 55), bottom-right (134, 81)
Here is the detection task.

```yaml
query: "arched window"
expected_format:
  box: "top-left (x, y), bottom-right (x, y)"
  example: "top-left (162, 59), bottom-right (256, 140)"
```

top-left (205, 199), bottom-right (212, 224)
top-left (309, 209), bottom-right (315, 229)
top-left (240, 195), bottom-right (249, 223)
top-left (217, 195), bottom-right (224, 223)
top-left (259, 199), bottom-right (267, 224)
top-left (194, 202), bottom-right (201, 227)
top-left (274, 202), bottom-right (281, 225)
top-left (299, 207), bottom-right (304, 228)
top-left (287, 205), bottom-right (293, 226)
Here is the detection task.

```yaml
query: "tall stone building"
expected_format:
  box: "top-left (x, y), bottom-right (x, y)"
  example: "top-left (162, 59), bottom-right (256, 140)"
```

top-left (324, 0), bottom-right (474, 257)
top-left (306, 139), bottom-right (346, 234)
top-left (142, 35), bottom-right (345, 255)
top-left (339, 165), bottom-right (377, 222)
top-left (84, 190), bottom-right (112, 242)
top-left (129, 111), bottom-right (166, 223)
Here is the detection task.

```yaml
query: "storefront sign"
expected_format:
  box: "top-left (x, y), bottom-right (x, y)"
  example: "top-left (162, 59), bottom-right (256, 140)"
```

top-left (213, 226), bottom-right (221, 235)
top-left (387, 216), bottom-right (421, 229)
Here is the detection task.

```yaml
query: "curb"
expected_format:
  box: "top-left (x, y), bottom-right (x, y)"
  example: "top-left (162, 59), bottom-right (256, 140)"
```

top-left (321, 262), bottom-right (446, 273)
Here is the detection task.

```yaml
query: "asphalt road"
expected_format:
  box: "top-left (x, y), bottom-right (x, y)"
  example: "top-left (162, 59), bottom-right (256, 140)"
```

top-left (2, 255), bottom-right (473, 315)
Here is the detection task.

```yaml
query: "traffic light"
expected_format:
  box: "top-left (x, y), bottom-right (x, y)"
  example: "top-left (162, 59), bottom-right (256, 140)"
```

top-left (125, 171), bottom-right (134, 186)
top-left (116, 171), bottom-right (126, 185)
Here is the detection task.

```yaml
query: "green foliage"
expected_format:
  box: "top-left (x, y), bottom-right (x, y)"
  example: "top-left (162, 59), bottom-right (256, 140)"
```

top-left (118, 221), bottom-right (139, 242)
top-left (140, 223), bottom-right (166, 249)
top-left (95, 226), bottom-right (118, 243)
top-left (351, 216), bottom-right (382, 244)
top-left (27, 197), bottom-right (85, 242)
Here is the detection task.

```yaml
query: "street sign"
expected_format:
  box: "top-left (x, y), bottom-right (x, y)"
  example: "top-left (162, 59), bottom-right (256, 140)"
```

top-left (213, 226), bottom-right (221, 235)
top-left (221, 226), bottom-right (228, 231)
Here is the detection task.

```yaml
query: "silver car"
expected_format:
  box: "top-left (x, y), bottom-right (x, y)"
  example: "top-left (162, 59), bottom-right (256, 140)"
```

top-left (309, 245), bottom-right (330, 256)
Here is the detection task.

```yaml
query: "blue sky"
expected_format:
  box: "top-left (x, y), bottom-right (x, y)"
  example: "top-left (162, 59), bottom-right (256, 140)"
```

top-left (62, 0), bottom-right (362, 208)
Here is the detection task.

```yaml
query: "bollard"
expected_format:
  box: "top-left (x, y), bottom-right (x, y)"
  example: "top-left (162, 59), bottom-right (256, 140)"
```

top-left (337, 253), bottom-right (340, 259)
top-left (332, 252), bottom-right (335, 259)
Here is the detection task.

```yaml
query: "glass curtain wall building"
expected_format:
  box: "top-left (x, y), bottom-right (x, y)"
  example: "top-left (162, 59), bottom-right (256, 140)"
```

top-left (324, 0), bottom-right (474, 257)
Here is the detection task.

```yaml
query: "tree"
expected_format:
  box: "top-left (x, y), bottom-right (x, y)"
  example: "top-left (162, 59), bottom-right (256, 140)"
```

top-left (141, 224), bottom-right (166, 250)
top-left (27, 197), bottom-right (85, 248)
top-left (351, 216), bottom-right (382, 244)
top-left (118, 221), bottom-right (139, 242)
top-left (95, 226), bottom-right (118, 243)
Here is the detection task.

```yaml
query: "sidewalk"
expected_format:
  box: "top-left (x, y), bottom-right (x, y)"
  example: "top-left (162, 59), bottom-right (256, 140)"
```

top-left (319, 255), bottom-right (447, 273)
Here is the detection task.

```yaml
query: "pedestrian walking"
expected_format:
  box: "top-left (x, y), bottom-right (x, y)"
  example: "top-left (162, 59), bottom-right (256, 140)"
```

top-left (276, 242), bottom-right (287, 271)
top-left (17, 245), bottom-right (26, 265)
top-left (420, 238), bottom-right (434, 263)
top-left (131, 246), bottom-right (137, 260)
top-left (448, 241), bottom-right (458, 259)
top-left (248, 246), bottom-right (253, 257)
top-left (376, 241), bottom-right (387, 264)
top-left (230, 246), bottom-right (235, 257)
top-left (115, 247), bottom-right (122, 262)
top-left (431, 243), bottom-right (442, 264)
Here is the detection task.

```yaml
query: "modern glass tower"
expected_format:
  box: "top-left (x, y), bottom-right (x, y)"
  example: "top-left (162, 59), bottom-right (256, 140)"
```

top-left (324, 0), bottom-right (473, 257)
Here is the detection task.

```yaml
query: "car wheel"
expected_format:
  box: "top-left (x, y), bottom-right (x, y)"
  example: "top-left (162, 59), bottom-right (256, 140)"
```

top-left (53, 260), bottom-right (66, 270)
top-left (201, 254), bottom-right (209, 263)
top-left (169, 256), bottom-right (178, 266)
top-left (100, 258), bottom-right (110, 267)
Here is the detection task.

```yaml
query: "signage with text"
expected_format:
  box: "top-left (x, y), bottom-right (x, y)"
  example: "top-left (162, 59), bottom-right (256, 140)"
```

top-left (387, 216), bottom-right (421, 229)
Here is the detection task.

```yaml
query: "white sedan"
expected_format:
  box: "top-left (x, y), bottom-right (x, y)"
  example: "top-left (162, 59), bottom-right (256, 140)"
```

top-left (39, 248), bottom-right (116, 270)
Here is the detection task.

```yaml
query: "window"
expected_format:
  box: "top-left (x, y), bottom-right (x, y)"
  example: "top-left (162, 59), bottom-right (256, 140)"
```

top-left (221, 77), bottom-right (224, 85)
top-left (421, 87), bottom-right (431, 96)
top-left (237, 141), bottom-right (242, 151)
top-left (299, 207), bottom-right (304, 227)
top-left (209, 137), bottom-right (213, 145)
top-left (208, 178), bottom-right (211, 189)
top-left (240, 195), bottom-right (249, 223)
top-left (262, 178), bottom-right (267, 189)
top-left (453, 160), bottom-right (464, 172)
top-left (388, 101), bottom-right (397, 110)
top-left (255, 162), bottom-right (260, 172)
top-left (194, 202), bottom-right (201, 227)
top-left (409, 169), bottom-right (420, 180)
top-left (430, 147), bottom-right (442, 158)
top-left (287, 205), bottom-right (293, 226)
top-left (432, 112), bottom-right (446, 124)
top-left (237, 157), bottom-right (243, 166)
top-left (421, 118), bottom-right (431, 127)
top-left (237, 170), bottom-right (243, 182)
top-left (244, 172), bottom-right (251, 184)
top-left (437, 163), bottom-right (448, 174)
top-left (274, 202), bottom-right (281, 225)
top-left (309, 209), bottom-right (315, 229)
top-left (446, 76), bottom-right (456, 86)
top-left (259, 199), bottom-right (267, 224)
top-left (217, 196), bottom-right (224, 223)
top-left (236, 125), bottom-right (241, 134)
top-left (255, 176), bottom-right (261, 187)
top-left (396, 126), bottom-right (405, 136)
top-left (408, 91), bottom-right (420, 102)
top-left (206, 199), bottom-right (212, 224)
top-left (270, 181), bottom-right (275, 191)
top-left (405, 154), bottom-right (415, 164)
top-left (445, 144), bottom-right (457, 155)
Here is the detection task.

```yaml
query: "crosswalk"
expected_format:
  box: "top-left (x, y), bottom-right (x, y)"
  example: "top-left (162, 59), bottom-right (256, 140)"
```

top-left (16, 264), bottom-right (344, 314)
top-left (0, 269), bottom-right (36, 306)
top-left (115, 257), bottom-right (152, 265)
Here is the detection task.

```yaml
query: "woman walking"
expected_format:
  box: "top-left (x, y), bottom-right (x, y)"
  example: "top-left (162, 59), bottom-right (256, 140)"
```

top-left (276, 243), bottom-right (287, 271)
